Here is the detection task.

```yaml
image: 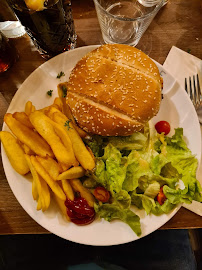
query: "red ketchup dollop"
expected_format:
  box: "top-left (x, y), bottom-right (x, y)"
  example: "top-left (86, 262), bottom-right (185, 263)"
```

top-left (65, 197), bottom-right (95, 225)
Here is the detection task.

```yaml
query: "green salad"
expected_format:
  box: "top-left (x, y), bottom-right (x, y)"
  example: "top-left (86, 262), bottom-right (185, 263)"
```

top-left (84, 122), bottom-right (202, 236)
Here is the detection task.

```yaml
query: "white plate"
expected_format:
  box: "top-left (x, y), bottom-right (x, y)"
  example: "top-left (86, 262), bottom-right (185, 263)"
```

top-left (1, 45), bottom-right (201, 246)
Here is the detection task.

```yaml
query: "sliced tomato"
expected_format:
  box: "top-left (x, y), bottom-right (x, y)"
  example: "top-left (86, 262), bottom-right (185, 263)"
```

top-left (155, 121), bottom-right (171, 135)
top-left (94, 186), bottom-right (110, 203)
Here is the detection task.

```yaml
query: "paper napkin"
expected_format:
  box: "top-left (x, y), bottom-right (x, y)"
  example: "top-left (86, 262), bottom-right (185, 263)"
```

top-left (163, 46), bottom-right (202, 216)
top-left (164, 46), bottom-right (202, 123)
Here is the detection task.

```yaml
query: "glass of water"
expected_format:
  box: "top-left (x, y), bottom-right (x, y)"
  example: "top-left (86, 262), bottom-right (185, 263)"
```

top-left (93, 0), bottom-right (164, 46)
top-left (137, 0), bottom-right (163, 7)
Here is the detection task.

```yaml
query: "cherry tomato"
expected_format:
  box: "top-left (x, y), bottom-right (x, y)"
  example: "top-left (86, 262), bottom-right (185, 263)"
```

top-left (156, 186), bottom-right (167, 205)
top-left (94, 186), bottom-right (110, 203)
top-left (155, 121), bottom-right (171, 135)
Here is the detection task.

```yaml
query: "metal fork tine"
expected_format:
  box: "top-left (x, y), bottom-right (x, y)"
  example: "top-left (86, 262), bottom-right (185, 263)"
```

top-left (196, 74), bottom-right (201, 97)
top-left (193, 75), bottom-right (197, 106)
top-left (185, 77), bottom-right (188, 93)
top-left (189, 76), bottom-right (194, 105)
top-left (185, 74), bottom-right (202, 111)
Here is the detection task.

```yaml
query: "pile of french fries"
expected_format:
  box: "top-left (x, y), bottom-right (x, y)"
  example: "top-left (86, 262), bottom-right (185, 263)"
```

top-left (0, 84), bottom-right (96, 221)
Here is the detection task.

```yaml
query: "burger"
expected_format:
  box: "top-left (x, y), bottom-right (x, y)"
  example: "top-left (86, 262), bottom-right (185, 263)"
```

top-left (64, 44), bottom-right (162, 136)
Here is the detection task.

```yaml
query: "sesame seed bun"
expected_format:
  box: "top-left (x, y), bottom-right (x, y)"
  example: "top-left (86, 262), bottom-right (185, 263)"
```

top-left (65, 44), bottom-right (162, 136)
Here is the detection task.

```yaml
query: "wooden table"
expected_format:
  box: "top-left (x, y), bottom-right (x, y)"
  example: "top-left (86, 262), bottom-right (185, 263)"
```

top-left (0, 0), bottom-right (202, 235)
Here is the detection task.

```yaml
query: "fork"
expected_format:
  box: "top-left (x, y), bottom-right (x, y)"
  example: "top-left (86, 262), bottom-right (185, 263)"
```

top-left (185, 74), bottom-right (202, 110)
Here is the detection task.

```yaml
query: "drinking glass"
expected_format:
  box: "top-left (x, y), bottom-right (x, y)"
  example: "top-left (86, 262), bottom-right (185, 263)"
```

top-left (6, 0), bottom-right (77, 59)
top-left (93, 0), bottom-right (164, 46)
top-left (138, 0), bottom-right (168, 7)
top-left (138, 0), bottom-right (161, 7)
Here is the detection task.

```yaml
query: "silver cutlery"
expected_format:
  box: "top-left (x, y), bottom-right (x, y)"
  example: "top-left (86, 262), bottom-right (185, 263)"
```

top-left (185, 74), bottom-right (202, 110)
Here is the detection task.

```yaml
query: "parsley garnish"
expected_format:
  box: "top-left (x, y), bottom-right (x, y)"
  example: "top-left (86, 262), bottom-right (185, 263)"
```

top-left (64, 120), bottom-right (72, 130)
top-left (62, 85), bottom-right (67, 98)
top-left (187, 48), bottom-right (191, 53)
top-left (57, 71), bottom-right (65, 79)
top-left (47, 90), bottom-right (53, 96)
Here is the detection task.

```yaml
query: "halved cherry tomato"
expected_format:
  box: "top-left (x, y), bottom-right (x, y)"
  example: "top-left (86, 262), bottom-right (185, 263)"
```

top-left (155, 121), bottom-right (170, 135)
top-left (94, 186), bottom-right (110, 202)
top-left (157, 186), bottom-right (167, 205)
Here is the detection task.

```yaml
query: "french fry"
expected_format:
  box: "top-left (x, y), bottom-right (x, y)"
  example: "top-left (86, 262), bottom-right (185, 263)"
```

top-left (39, 105), bottom-right (51, 114)
top-left (22, 144), bottom-right (35, 155)
top-left (73, 125), bottom-right (88, 139)
top-left (25, 155), bottom-right (50, 211)
top-left (58, 83), bottom-right (76, 123)
top-left (53, 193), bottom-right (70, 221)
top-left (40, 175), bottom-right (51, 212)
top-left (13, 112), bottom-right (34, 129)
top-left (25, 154), bottom-right (42, 199)
top-left (69, 179), bottom-right (95, 208)
top-left (30, 156), bottom-right (66, 201)
top-left (53, 123), bottom-right (74, 152)
top-left (37, 197), bottom-right (42, 211)
top-left (57, 83), bottom-right (88, 138)
top-left (0, 131), bottom-right (29, 175)
top-left (61, 179), bottom-right (74, 201)
top-left (57, 166), bottom-right (85, 180)
top-left (36, 156), bottom-right (60, 180)
top-left (32, 177), bottom-right (38, 201)
top-left (57, 162), bottom-right (66, 173)
top-left (4, 113), bottom-right (53, 158)
top-left (29, 111), bottom-right (76, 168)
top-left (25, 101), bottom-right (35, 116)
top-left (66, 109), bottom-right (88, 138)
top-left (86, 146), bottom-right (96, 162)
top-left (60, 163), bottom-right (71, 172)
top-left (51, 111), bottom-right (95, 170)
top-left (47, 118), bottom-right (78, 167)
top-left (53, 97), bottom-right (63, 112)
top-left (51, 104), bottom-right (61, 111)
top-left (44, 106), bottom-right (62, 120)
top-left (39, 104), bottom-right (60, 115)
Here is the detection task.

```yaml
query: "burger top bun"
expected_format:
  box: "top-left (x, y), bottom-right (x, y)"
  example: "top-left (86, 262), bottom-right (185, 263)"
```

top-left (64, 44), bottom-right (162, 136)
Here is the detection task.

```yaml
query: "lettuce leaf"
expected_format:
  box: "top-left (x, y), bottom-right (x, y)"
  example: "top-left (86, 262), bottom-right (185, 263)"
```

top-left (123, 150), bottom-right (153, 192)
top-left (113, 190), bottom-right (131, 209)
top-left (94, 203), bottom-right (141, 236)
top-left (107, 131), bottom-right (148, 151)
top-left (85, 124), bottom-right (149, 157)
top-left (95, 144), bottom-right (127, 194)
top-left (144, 181), bottom-right (160, 199)
top-left (161, 128), bottom-right (202, 202)
top-left (106, 123), bottom-right (150, 151)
